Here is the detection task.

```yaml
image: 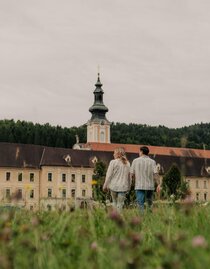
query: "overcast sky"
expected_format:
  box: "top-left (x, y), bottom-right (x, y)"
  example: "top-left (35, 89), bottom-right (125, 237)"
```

top-left (0, 0), bottom-right (210, 128)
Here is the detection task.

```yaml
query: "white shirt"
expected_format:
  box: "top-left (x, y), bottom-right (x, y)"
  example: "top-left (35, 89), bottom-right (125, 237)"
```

top-left (104, 158), bottom-right (130, 192)
top-left (130, 155), bottom-right (158, 190)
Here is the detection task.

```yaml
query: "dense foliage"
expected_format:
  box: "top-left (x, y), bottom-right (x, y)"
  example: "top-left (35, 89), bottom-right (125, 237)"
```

top-left (0, 119), bottom-right (210, 149)
top-left (111, 122), bottom-right (210, 149)
top-left (0, 205), bottom-right (210, 269)
top-left (161, 164), bottom-right (190, 199)
top-left (92, 161), bottom-right (109, 202)
top-left (0, 119), bottom-right (86, 148)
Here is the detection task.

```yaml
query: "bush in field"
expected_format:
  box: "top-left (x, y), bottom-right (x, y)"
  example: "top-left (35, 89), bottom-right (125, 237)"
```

top-left (162, 163), bottom-right (190, 199)
top-left (92, 161), bottom-right (109, 203)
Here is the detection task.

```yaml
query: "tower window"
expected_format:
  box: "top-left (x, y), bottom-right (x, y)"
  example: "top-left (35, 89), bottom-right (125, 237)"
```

top-left (100, 131), bottom-right (105, 142)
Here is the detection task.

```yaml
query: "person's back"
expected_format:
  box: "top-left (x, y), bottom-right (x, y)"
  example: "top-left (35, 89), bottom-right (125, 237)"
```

top-left (107, 158), bottom-right (130, 192)
top-left (103, 147), bottom-right (131, 211)
top-left (131, 155), bottom-right (156, 190)
top-left (130, 146), bottom-right (160, 212)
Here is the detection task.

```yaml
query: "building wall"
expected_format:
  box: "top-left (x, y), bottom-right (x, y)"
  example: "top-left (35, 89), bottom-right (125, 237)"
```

top-left (186, 177), bottom-right (209, 202)
top-left (0, 166), bottom-right (94, 211)
top-left (0, 167), bottom-right (40, 210)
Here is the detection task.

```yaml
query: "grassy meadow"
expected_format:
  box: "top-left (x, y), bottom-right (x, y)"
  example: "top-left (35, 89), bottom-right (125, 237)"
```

top-left (0, 203), bottom-right (210, 269)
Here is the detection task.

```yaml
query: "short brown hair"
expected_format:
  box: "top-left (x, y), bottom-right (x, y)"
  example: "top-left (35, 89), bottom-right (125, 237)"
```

top-left (140, 146), bottom-right (149, 155)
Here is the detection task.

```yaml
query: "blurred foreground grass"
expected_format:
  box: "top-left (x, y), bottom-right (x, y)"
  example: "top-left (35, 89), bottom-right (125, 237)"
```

top-left (0, 203), bottom-right (210, 269)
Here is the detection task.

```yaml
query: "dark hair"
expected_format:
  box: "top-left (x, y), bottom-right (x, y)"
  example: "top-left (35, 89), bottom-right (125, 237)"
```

top-left (140, 146), bottom-right (149, 155)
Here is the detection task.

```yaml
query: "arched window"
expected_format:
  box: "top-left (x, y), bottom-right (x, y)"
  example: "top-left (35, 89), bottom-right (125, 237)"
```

top-left (100, 131), bottom-right (105, 142)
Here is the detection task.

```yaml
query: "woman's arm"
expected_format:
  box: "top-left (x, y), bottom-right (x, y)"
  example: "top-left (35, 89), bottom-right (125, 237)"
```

top-left (103, 160), bottom-right (114, 191)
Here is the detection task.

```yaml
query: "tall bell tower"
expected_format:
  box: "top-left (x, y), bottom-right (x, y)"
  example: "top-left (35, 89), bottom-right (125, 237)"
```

top-left (87, 73), bottom-right (110, 143)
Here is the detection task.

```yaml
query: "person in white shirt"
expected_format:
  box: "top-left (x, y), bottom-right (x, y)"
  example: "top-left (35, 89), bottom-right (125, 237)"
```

top-left (103, 147), bottom-right (131, 211)
top-left (130, 146), bottom-right (160, 212)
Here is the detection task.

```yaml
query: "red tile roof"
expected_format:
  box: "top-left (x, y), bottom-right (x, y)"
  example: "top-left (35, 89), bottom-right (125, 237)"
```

top-left (85, 142), bottom-right (210, 159)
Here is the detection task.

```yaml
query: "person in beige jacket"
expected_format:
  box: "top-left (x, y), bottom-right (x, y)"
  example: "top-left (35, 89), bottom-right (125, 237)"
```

top-left (103, 148), bottom-right (131, 211)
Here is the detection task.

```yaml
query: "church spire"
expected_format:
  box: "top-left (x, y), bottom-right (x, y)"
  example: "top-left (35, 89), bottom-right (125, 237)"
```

top-left (89, 73), bottom-right (109, 121)
top-left (87, 73), bottom-right (111, 143)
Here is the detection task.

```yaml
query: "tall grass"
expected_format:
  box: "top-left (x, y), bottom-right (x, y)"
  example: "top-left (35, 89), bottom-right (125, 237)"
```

top-left (0, 204), bottom-right (210, 269)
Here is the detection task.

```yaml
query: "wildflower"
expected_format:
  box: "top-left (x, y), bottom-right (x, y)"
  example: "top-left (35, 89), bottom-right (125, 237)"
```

top-left (130, 216), bottom-right (141, 227)
top-left (108, 209), bottom-right (124, 227)
top-left (90, 241), bottom-right (98, 251)
top-left (119, 239), bottom-right (129, 250)
top-left (31, 216), bottom-right (40, 227)
top-left (0, 227), bottom-right (12, 242)
top-left (192, 235), bottom-right (208, 248)
top-left (182, 195), bottom-right (194, 205)
top-left (20, 224), bottom-right (30, 233)
top-left (130, 232), bottom-right (142, 247)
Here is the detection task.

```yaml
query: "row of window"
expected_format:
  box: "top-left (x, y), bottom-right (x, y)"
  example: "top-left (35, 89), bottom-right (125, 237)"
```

top-left (47, 189), bottom-right (86, 198)
top-left (195, 180), bottom-right (208, 189)
top-left (47, 173), bottom-right (86, 183)
top-left (5, 189), bottom-right (34, 199)
top-left (5, 188), bottom-right (86, 199)
top-left (6, 172), bottom-right (35, 182)
top-left (5, 172), bottom-right (86, 183)
top-left (196, 192), bottom-right (208, 201)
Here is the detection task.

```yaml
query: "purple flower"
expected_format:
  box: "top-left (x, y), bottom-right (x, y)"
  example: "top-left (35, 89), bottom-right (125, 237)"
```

top-left (192, 235), bottom-right (208, 248)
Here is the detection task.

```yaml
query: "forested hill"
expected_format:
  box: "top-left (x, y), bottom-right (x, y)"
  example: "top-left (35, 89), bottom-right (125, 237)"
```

top-left (0, 119), bottom-right (209, 150)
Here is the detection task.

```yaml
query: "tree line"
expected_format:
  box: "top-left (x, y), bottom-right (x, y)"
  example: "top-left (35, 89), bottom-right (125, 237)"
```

top-left (0, 119), bottom-right (209, 149)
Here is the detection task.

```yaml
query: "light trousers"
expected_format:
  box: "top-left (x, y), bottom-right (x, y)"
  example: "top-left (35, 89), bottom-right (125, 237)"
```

top-left (110, 191), bottom-right (127, 211)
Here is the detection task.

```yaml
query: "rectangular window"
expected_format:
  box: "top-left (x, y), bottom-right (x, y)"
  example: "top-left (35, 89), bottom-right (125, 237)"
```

top-left (204, 181), bottom-right (207, 189)
top-left (18, 172), bottom-right (22, 182)
top-left (48, 173), bottom-right (52, 182)
top-left (82, 175), bottom-right (86, 183)
top-left (18, 189), bottom-right (22, 199)
top-left (196, 192), bottom-right (199, 201)
top-left (6, 172), bottom-right (11, 181)
top-left (196, 180), bottom-right (199, 188)
top-left (62, 174), bottom-right (66, 182)
top-left (82, 190), bottom-right (86, 197)
top-left (48, 188), bottom-right (52, 198)
top-left (71, 174), bottom-right (75, 183)
top-left (71, 189), bottom-right (75, 198)
top-left (5, 189), bottom-right (11, 199)
top-left (30, 190), bottom-right (34, 199)
top-left (204, 193), bottom-right (207, 201)
top-left (30, 173), bottom-right (34, 182)
top-left (62, 189), bottom-right (66, 198)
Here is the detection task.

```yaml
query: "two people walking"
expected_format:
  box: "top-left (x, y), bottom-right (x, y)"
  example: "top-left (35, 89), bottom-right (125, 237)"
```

top-left (103, 146), bottom-right (160, 212)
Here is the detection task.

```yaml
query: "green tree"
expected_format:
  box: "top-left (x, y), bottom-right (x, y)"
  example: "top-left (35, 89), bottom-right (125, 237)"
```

top-left (92, 161), bottom-right (109, 203)
top-left (162, 164), bottom-right (182, 199)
